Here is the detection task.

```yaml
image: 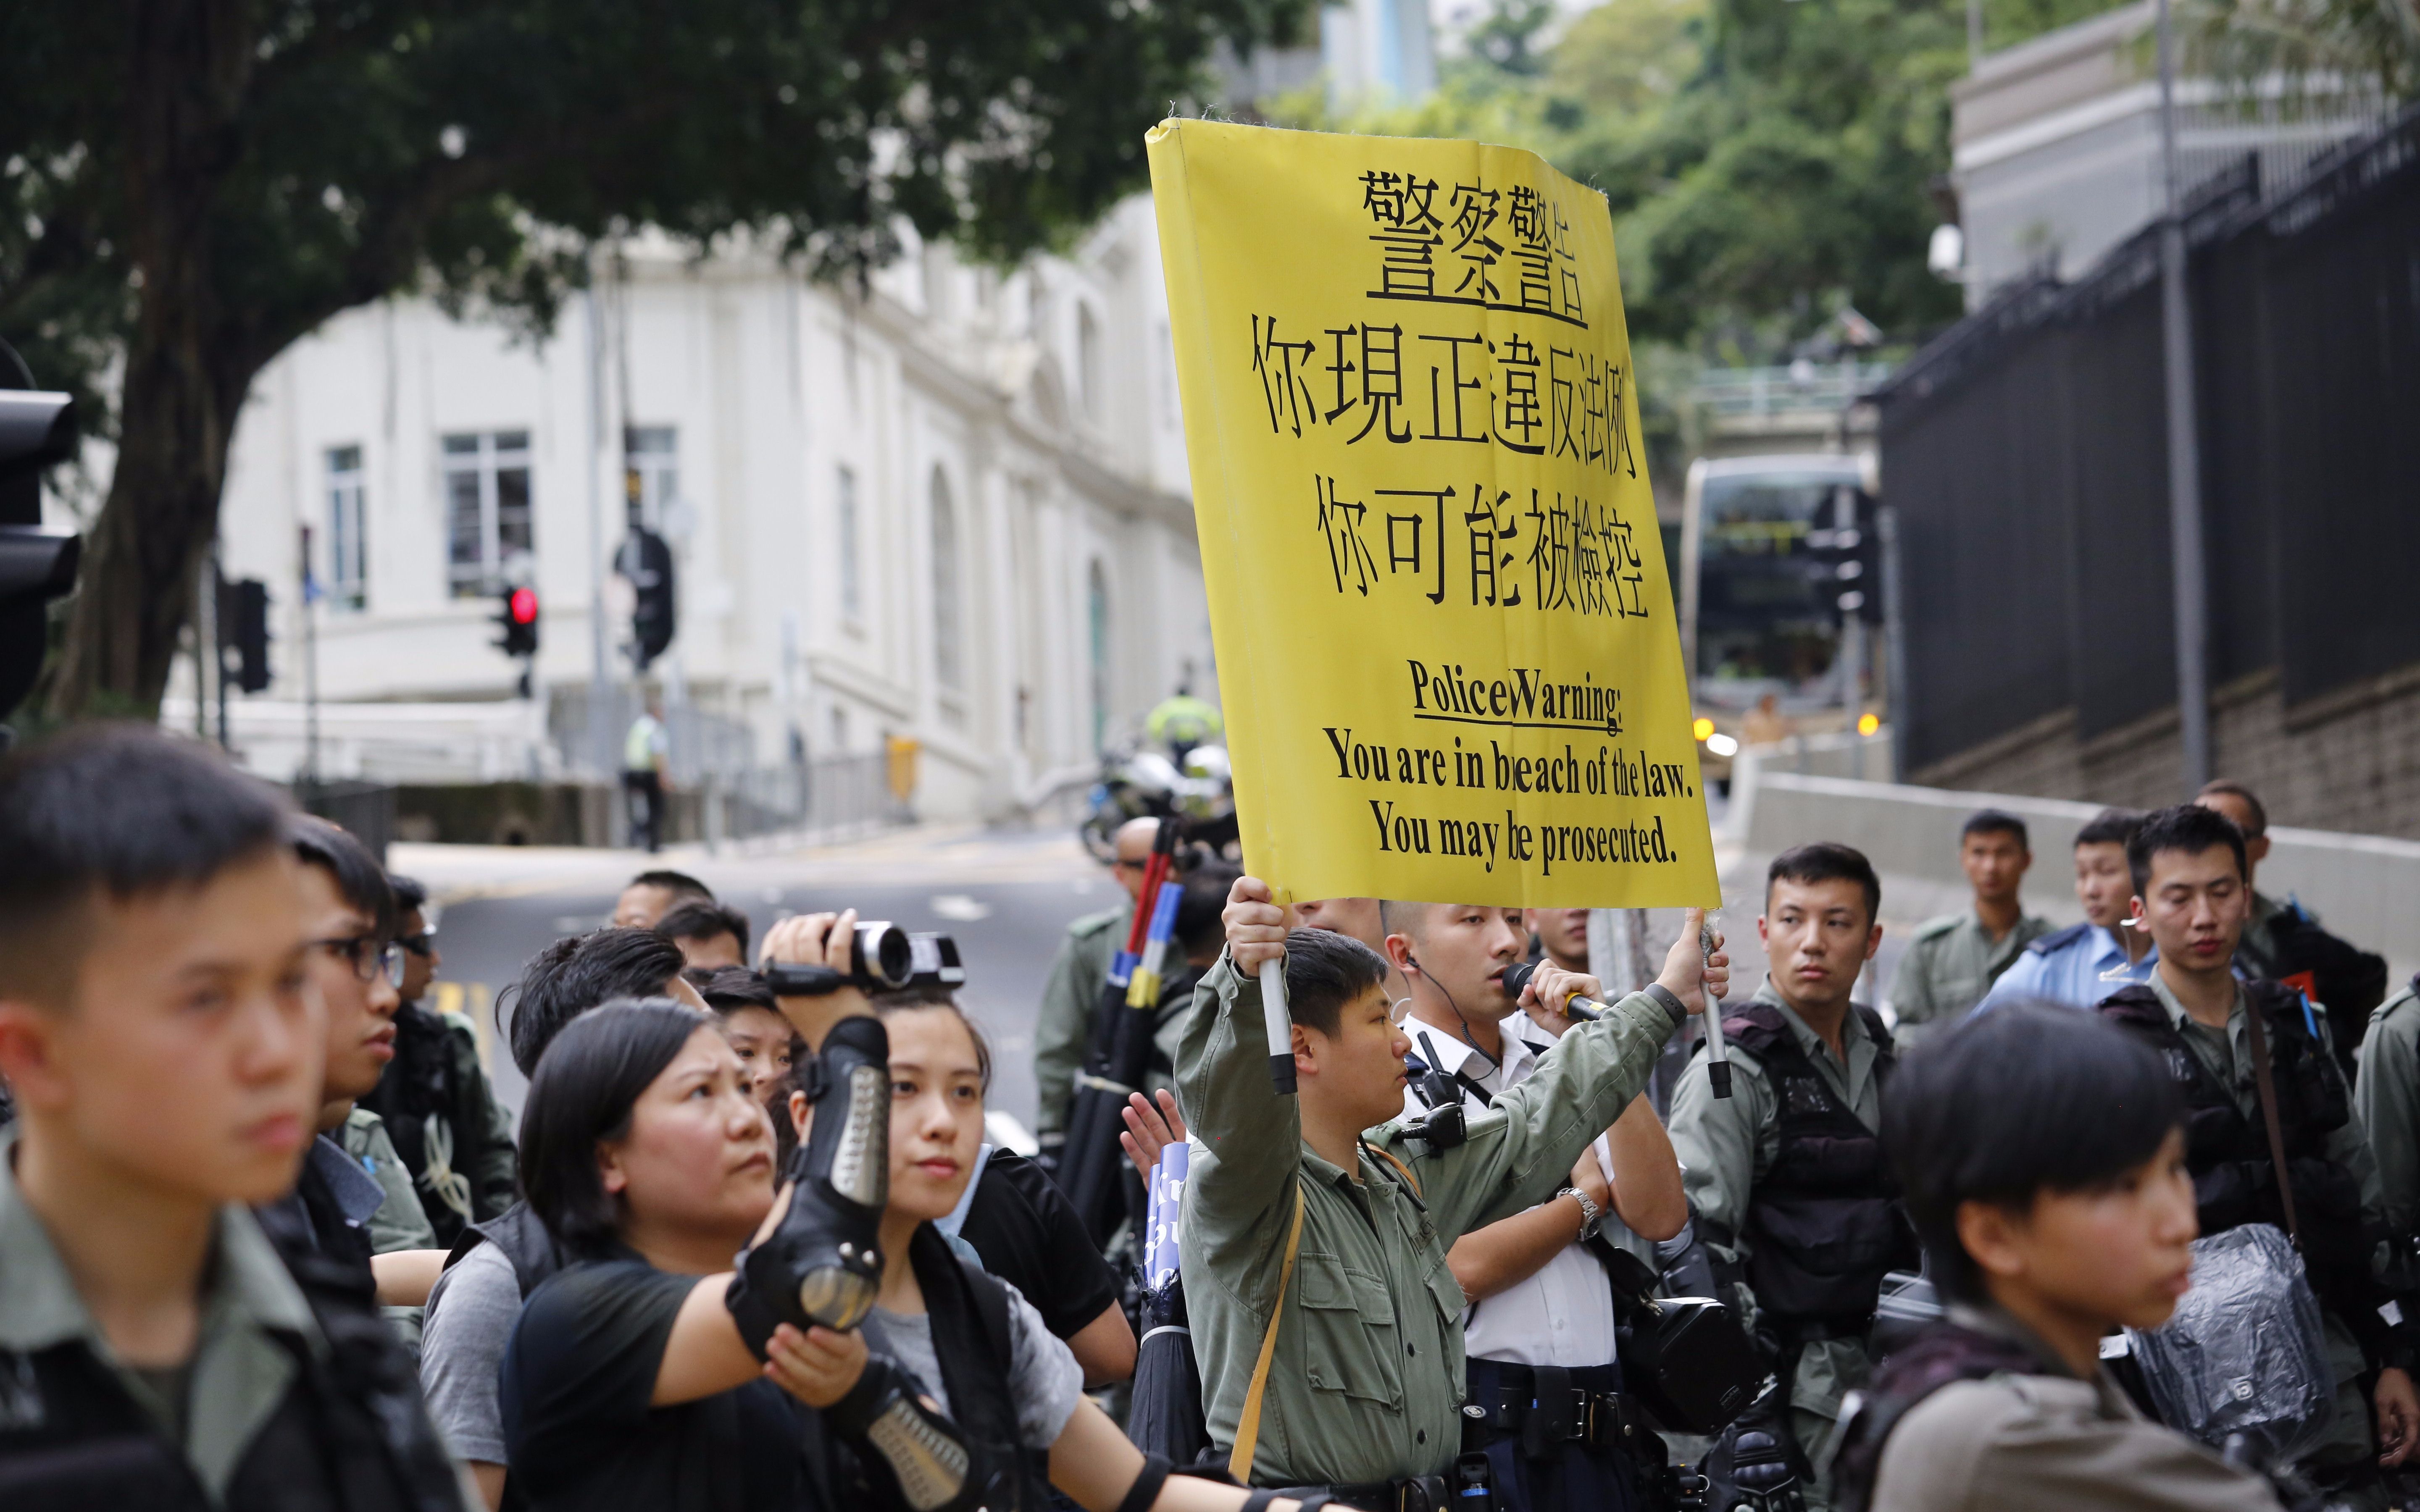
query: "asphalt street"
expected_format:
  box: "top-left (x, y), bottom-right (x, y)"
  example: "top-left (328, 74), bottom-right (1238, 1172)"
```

top-left (403, 824), bottom-right (1119, 1132)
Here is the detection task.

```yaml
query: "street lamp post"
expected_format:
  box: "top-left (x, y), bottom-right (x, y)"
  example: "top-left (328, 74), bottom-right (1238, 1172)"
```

top-left (2157, 0), bottom-right (2214, 793)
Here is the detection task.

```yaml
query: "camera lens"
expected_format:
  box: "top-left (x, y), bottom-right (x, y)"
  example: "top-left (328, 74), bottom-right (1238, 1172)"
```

top-left (852, 921), bottom-right (914, 989)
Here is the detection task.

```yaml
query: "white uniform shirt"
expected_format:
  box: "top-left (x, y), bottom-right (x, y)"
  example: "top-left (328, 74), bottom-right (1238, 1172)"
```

top-left (1400, 1013), bottom-right (1622, 1368)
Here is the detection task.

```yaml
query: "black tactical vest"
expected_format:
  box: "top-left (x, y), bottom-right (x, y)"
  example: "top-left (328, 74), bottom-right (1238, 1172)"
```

top-left (445, 1198), bottom-right (567, 1299)
top-left (1725, 1003), bottom-right (1916, 1330)
top-left (2097, 982), bottom-right (2376, 1319)
top-left (0, 1244), bottom-right (466, 1512)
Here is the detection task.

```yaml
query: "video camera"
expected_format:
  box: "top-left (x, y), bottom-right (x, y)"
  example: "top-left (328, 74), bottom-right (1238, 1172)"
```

top-left (764, 921), bottom-right (964, 998)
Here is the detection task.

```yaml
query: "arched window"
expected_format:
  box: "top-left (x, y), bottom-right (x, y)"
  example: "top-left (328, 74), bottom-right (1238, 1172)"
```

top-left (1088, 560), bottom-right (1111, 752)
top-left (931, 469), bottom-right (963, 692)
top-left (1078, 304), bottom-right (1102, 421)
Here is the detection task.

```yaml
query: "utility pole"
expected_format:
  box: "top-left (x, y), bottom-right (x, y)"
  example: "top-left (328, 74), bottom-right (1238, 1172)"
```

top-left (299, 524), bottom-right (321, 787)
top-left (2157, 0), bottom-right (2213, 792)
top-left (585, 281), bottom-right (614, 782)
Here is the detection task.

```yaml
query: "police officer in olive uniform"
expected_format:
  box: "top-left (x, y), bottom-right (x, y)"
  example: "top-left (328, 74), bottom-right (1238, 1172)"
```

top-left (1669, 845), bottom-right (1911, 1512)
top-left (1035, 816), bottom-right (1159, 1158)
top-left (2359, 973), bottom-right (2420, 1252)
top-left (1182, 879), bottom-right (1724, 1504)
top-left (2100, 806), bottom-right (2420, 1488)
top-left (1886, 811), bottom-right (2048, 1045)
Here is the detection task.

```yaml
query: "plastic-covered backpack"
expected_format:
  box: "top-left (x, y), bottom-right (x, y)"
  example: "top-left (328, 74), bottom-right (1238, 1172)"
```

top-left (2125, 1223), bottom-right (2333, 1467)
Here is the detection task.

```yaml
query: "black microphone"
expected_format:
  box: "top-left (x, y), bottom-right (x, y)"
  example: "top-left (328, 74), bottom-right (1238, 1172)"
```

top-left (1501, 961), bottom-right (1603, 1021)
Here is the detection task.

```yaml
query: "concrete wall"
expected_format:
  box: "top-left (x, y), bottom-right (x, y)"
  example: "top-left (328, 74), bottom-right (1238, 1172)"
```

top-left (1735, 767), bottom-right (2420, 984)
top-left (1907, 670), bottom-right (2420, 843)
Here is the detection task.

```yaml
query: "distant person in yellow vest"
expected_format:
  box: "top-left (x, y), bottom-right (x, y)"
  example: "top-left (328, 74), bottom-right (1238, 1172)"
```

top-left (1146, 687), bottom-right (1223, 763)
top-left (623, 700), bottom-right (671, 853)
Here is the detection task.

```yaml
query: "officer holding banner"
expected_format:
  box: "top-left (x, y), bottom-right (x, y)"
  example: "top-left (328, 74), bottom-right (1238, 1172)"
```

top-left (1145, 113), bottom-right (1726, 1510)
top-left (1181, 882), bottom-right (1723, 1502)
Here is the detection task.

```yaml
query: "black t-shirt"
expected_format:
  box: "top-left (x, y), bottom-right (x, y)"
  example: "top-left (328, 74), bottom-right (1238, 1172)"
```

top-left (501, 1257), bottom-right (823, 1512)
top-left (957, 1149), bottom-right (1121, 1340)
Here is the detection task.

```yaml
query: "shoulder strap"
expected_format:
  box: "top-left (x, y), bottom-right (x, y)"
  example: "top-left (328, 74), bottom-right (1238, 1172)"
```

top-left (1362, 1141), bottom-right (1424, 1199)
top-left (2242, 998), bottom-right (2302, 1245)
top-left (1227, 1182), bottom-right (1305, 1484)
top-left (955, 1252), bottom-right (1015, 1372)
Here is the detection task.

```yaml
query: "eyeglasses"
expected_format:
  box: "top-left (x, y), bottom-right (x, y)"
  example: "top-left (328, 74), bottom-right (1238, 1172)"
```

top-left (311, 935), bottom-right (406, 989)
top-left (397, 929), bottom-right (438, 959)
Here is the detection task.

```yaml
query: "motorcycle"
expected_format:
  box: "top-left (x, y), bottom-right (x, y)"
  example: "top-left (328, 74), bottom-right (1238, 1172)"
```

top-left (1080, 743), bottom-right (1237, 858)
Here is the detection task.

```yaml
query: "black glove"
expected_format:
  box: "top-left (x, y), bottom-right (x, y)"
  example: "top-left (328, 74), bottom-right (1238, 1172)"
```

top-left (729, 1014), bottom-right (891, 1354)
top-left (1700, 1387), bottom-right (1807, 1512)
top-left (827, 1353), bottom-right (1002, 1512)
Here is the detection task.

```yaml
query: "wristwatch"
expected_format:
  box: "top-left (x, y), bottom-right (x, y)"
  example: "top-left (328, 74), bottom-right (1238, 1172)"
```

top-left (1558, 1185), bottom-right (1604, 1242)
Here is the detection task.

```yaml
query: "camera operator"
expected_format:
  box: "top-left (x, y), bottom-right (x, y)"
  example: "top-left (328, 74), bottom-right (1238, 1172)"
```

top-left (0, 726), bottom-right (460, 1509)
top-left (759, 910), bottom-right (1137, 1385)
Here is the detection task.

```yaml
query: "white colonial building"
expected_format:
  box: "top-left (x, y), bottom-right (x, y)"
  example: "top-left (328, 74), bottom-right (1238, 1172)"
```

top-left (188, 197), bottom-right (1218, 822)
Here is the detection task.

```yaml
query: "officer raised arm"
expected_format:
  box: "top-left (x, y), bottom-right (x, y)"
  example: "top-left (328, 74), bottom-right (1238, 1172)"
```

top-left (1183, 874), bottom-right (1722, 1501)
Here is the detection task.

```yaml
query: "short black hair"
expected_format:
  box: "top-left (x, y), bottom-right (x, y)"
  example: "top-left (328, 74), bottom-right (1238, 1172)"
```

top-left (1177, 858), bottom-right (1243, 957)
top-left (1885, 1001), bottom-right (2184, 1303)
top-left (2196, 779), bottom-right (2268, 837)
top-left (657, 899), bottom-right (750, 960)
top-left (1960, 809), bottom-right (2028, 849)
top-left (388, 874), bottom-right (429, 914)
top-left (289, 815), bottom-right (396, 940)
top-left (1281, 926), bottom-right (1392, 1039)
top-left (2127, 803), bottom-right (2248, 897)
top-left (627, 869), bottom-right (713, 903)
top-left (685, 964), bottom-right (777, 1016)
top-left (504, 927), bottom-right (689, 1076)
top-left (2074, 806), bottom-right (2146, 850)
top-left (1766, 842), bottom-right (1881, 925)
top-left (0, 724), bottom-right (292, 1006)
top-left (520, 997), bottom-right (715, 1257)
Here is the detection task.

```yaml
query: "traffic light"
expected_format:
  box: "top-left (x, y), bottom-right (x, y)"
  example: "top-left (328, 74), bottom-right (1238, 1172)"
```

top-left (1806, 484), bottom-right (1883, 626)
top-left (218, 578), bottom-right (271, 693)
top-left (618, 526), bottom-right (675, 671)
top-left (494, 584), bottom-right (539, 659)
top-left (0, 343), bottom-right (82, 727)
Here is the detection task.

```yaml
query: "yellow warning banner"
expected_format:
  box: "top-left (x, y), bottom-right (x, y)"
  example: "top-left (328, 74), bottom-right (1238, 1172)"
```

top-left (1149, 118), bottom-right (1718, 908)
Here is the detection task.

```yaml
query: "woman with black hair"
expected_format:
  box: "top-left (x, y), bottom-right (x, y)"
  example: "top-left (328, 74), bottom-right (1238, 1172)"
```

top-left (498, 998), bottom-right (835, 1512)
top-left (750, 995), bottom-right (1282, 1512)
top-left (503, 996), bottom-right (1285, 1512)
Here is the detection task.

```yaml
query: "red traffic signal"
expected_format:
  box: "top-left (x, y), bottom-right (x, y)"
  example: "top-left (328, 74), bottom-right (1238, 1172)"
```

top-left (495, 585), bottom-right (539, 659)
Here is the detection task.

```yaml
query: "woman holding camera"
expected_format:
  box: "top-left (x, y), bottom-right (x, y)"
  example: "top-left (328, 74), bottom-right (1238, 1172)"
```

top-left (500, 994), bottom-right (1288, 1512)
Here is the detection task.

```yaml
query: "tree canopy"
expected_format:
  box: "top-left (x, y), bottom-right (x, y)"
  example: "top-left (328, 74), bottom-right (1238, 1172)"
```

top-left (0, 0), bottom-right (1304, 714)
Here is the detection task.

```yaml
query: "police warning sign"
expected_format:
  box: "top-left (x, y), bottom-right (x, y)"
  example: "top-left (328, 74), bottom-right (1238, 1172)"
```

top-left (1148, 118), bottom-right (1718, 908)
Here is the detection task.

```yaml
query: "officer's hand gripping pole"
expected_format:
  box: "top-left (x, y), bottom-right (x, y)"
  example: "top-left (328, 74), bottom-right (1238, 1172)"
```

top-left (729, 1013), bottom-right (891, 1345)
top-left (1701, 913), bottom-right (1733, 1099)
top-left (1261, 954), bottom-right (1295, 1095)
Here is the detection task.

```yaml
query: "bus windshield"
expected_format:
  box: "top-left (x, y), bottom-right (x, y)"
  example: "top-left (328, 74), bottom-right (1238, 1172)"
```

top-left (1695, 467), bottom-right (1863, 711)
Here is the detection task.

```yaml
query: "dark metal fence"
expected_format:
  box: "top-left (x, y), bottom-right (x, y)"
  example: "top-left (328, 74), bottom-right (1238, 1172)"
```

top-left (1872, 104), bottom-right (2420, 773)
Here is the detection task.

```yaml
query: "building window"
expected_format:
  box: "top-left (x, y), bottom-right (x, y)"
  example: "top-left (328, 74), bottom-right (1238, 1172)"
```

top-left (1078, 304), bottom-right (1102, 420)
top-left (442, 430), bottom-right (533, 598)
top-left (836, 465), bottom-right (862, 622)
top-left (931, 469), bottom-right (962, 692)
top-left (326, 444), bottom-right (367, 611)
top-left (1088, 560), bottom-right (1111, 753)
top-left (625, 426), bottom-right (677, 529)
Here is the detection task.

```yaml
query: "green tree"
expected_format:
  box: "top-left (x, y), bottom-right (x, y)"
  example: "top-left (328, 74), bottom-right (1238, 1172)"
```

top-left (0, 0), bottom-right (1302, 716)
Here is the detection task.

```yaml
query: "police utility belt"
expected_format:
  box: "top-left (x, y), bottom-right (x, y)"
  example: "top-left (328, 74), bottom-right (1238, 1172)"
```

top-left (1467, 1360), bottom-right (1647, 1456)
